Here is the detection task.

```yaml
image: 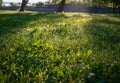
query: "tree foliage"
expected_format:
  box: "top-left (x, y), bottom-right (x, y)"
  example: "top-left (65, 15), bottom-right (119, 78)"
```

top-left (0, 0), bottom-right (2, 8)
top-left (84, 0), bottom-right (120, 13)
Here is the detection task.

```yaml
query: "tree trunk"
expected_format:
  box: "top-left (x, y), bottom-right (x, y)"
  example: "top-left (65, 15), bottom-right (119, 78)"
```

top-left (57, 0), bottom-right (66, 12)
top-left (19, 0), bottom-right (28, 12)
top-left (116, 0), bottom-right (120, 13)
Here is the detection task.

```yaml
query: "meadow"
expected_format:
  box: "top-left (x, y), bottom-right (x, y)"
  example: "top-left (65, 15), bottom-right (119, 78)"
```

top-left (0, 10), bottom-right (120, 83)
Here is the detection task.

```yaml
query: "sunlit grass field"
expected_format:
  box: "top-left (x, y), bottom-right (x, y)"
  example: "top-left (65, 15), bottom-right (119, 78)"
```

top-left (0, 10), bottom-right (120, 83)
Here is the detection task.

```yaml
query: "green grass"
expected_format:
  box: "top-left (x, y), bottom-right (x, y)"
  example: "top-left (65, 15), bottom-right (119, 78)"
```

top-left (0, 10), bottom-right (120, 83)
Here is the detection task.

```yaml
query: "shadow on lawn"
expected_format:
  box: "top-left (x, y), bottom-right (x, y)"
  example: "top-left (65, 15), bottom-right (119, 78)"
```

top-left (86, 15), bottom-right (120, 49)
top-left (0, 12), bottom-right (68, 36)
top-left (83, 15), bottom-right (120, 83)
top-left (69, 14), bottom-right (120, 51)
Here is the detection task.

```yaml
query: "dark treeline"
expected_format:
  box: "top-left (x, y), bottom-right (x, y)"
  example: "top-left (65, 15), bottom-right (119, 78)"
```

top-left (0, 0), bottom-right (120, 13)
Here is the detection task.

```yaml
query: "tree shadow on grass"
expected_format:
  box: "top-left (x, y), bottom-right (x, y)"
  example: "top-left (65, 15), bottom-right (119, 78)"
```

top-left (83, 14), bottom-right (120, 83)
top-left (86, 15), bottom-right (120, 49)
top-left (0, 12), bottom-right (68, 36)
top-left (0, 12), bottom-right (70, 57)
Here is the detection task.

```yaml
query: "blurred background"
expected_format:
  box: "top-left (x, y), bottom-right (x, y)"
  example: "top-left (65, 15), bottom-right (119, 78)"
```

top-left (0, 0), bottom-right (120, 13)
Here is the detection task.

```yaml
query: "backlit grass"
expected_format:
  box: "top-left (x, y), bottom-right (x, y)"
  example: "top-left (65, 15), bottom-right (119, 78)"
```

top-left (0, 10), bottom-right (120, 83)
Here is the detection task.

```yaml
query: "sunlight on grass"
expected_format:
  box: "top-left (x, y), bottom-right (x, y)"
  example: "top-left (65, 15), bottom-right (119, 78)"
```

top-left (0, 10), bottom-right (39, 14)
top-left (0, 10), bottom-right (120, 83)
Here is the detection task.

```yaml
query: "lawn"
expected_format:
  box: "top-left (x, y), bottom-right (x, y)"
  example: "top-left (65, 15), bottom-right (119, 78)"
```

top-left (0, 10), bottom-right (120, 83)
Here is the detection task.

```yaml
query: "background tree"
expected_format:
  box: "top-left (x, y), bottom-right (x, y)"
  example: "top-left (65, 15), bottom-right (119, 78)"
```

top-left (19, 0), bottom-right (29, 12)
top-left (110, 0), bottom-right (120, 13)
top-left (36, 2), bottom-right (44, 8)
top-left (86, 0), bottom-right (120, 13)
top-left (57, 0), bottom-right (66, 12)
top-left (0, 0), bottom-right (2, 8)
top-left (10, 2), bottom-right (15, 7)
